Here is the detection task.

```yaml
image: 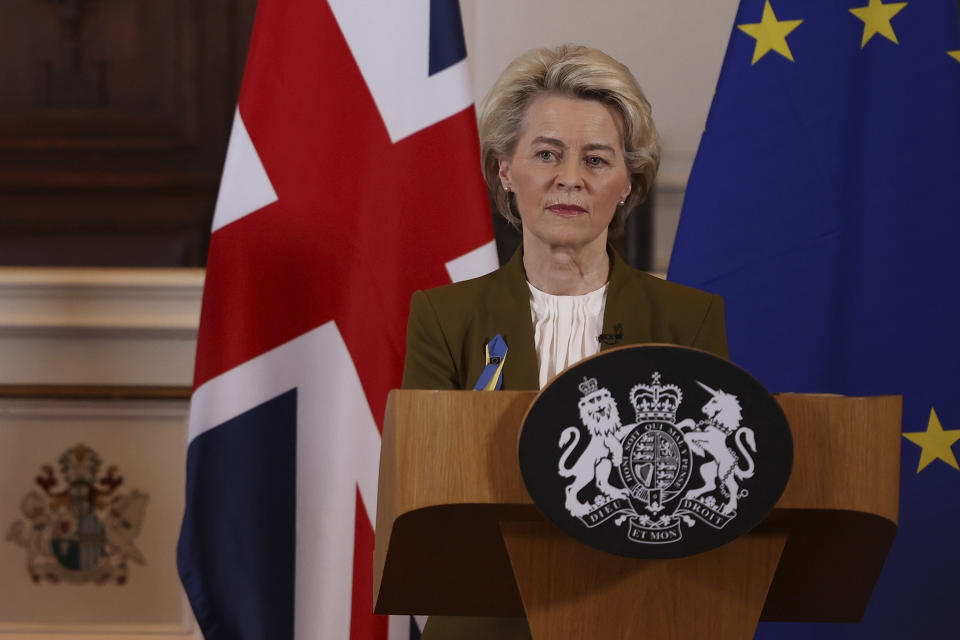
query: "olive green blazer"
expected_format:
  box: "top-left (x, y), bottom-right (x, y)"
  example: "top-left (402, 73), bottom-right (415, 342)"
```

top-left (401, 247), bottom-right (727, 640)
top-left (402, 247), bottom-right (728, 391)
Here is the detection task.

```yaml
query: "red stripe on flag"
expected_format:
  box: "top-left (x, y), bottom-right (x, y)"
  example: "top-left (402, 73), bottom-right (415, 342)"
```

top-left (351, 488), bottom-right (388, 640)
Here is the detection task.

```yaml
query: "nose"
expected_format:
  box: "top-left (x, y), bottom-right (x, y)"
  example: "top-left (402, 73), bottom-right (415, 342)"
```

top-left (555, 156), bottom-right (583, 190)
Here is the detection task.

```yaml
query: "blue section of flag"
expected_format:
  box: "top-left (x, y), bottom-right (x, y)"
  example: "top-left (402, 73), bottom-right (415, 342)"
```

top-left (428, 0), bottom-right (467, 75)
top-left (669, 0), bottom-right (960, 637)
top-left (177, 390), bottom-right (297, 640)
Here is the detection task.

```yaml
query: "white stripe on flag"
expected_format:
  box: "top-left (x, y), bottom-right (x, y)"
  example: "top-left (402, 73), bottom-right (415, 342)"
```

top-left (445, 239), bottom-right (498, 283)
top-left (388, 614), bottom-right (412, 640)
top-left (211, 108), bottom-right (279, 232)
top-left (328, 0), bottom-right (472, 143)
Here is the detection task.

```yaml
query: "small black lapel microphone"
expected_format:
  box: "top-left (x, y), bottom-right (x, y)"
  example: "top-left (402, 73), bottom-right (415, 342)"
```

top-left (597, 323), bottom-right (623, 345)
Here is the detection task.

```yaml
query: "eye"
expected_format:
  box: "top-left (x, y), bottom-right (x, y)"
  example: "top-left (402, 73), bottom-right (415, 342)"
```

top-left (586, 156), bottom-right (607, 167)
top-left (536, 150), bottom-right (555, 161)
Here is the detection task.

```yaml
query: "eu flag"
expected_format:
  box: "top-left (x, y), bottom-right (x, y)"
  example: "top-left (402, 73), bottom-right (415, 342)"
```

top-left (669, 1), bottom-right (960, 637)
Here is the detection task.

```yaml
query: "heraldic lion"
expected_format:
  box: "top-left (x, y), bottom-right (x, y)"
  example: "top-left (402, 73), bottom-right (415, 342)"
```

top-left (558, 384), bottom-right (630, 517)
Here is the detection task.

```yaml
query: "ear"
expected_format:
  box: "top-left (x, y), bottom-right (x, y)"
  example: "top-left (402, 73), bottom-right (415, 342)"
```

top-left (498, 159), bottom-right (512, 192)
top-left (620, 178), bottom-right (632, 203)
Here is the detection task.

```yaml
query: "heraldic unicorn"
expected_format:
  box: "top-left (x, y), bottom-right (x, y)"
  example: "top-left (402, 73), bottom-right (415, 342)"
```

top-left (557, 372), bottom-right (758, 544)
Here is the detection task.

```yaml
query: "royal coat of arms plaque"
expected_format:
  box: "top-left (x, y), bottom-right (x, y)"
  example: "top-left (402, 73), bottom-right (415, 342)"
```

top-left (519, 345), bottom-right (793, 558)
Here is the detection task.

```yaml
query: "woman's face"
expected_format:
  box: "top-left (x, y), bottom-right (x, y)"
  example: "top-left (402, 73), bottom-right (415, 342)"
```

top-left (499, 95), bottom-right (631, 254)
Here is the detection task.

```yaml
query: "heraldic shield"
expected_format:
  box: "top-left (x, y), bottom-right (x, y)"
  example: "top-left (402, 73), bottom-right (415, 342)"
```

top-left (518, 345), bottom-right (793, 559)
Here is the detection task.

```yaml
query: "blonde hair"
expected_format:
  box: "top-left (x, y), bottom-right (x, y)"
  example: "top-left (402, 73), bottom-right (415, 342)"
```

top-left (479, 45), bottom-right (660, 233)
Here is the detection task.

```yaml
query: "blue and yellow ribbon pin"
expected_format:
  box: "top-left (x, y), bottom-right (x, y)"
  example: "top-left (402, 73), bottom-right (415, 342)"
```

top-left (472, 334), bottom-right (508, 391)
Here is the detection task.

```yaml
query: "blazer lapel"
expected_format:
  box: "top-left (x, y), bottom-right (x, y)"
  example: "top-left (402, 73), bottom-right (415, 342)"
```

top-left (601, 248), bottom-right (653, 352)
top-left (486, 248), bottom-right (539, 390)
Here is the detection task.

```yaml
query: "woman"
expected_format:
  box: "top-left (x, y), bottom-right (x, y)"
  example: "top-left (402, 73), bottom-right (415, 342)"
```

top-left (402, 45), bottom-right (728, 639)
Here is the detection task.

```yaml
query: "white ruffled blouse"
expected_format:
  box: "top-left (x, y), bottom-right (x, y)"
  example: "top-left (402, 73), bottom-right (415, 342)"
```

top-left (528, 282), bottom-right (608, 389)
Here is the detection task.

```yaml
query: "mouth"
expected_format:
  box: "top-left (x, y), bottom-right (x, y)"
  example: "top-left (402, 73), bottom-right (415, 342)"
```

top-left (547, 203), bottom-right (587, 216)
top-left (591, 407), bottom-right (609, 420)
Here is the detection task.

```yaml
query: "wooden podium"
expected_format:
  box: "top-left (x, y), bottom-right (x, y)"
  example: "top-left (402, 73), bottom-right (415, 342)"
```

top-left (373, 391), bottom-right (900, 639)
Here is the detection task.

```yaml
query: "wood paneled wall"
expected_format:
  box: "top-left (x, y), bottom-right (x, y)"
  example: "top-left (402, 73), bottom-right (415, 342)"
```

top-left (0, 0), bottom-right (257, 266)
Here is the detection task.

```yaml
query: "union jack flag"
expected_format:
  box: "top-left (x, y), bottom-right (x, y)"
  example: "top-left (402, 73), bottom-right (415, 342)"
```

top-left (176, 1), bottom-right (497, 638)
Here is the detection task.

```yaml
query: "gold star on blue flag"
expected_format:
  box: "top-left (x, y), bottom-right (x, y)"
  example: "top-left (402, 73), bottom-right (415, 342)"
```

top-left (903, 408), bottom-right (960, 471)
top-left (738, 0), bottom-right (804, 63)
top-left (849, 0), bottom-right (908, 47)
top-left (670, 0), bottom-right (960, 637)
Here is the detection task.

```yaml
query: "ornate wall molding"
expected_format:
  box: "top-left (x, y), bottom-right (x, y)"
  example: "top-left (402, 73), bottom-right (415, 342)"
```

top-left (0, 268), bottom-right (203, 386)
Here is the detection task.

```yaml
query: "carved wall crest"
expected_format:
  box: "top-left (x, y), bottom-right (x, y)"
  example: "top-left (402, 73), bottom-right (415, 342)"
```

top-left (5, 444), bottom-right (149, 584)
